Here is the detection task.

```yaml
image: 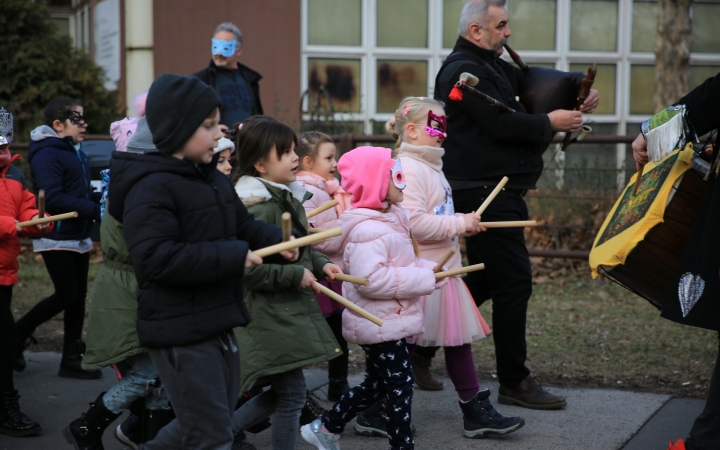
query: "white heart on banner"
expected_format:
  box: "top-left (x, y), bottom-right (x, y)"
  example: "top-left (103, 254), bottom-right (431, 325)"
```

top-left (678, 272), bottom-right (705, 317)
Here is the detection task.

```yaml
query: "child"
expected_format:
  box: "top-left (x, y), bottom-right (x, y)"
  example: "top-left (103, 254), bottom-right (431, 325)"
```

top-left (301, 145), bottom-right (444, 450)
top-left (387, 96), bottom-right (524, 438)
top-left (214, 136), bottom-right (234, 177)
top-left (296, 131), bottom-right (353, 401)
top-left (64, 117), bottom-right (173, 450)
top-left (232, 118), bottom-right (342, 450)
top-left (15, 98), bottom-right (102, 379)
top-left (0, 106), bottom-right (49, 437)
top-left (107, 74), bottom-right (296, 449)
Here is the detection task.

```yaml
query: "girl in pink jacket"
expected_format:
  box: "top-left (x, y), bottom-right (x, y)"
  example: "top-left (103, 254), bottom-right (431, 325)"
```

top-left (296, 132), bottom-right (353, 402)
top-left (388, 96), bottom-right (524, 439)
top-left (301, 146), bottom-right (442, 450)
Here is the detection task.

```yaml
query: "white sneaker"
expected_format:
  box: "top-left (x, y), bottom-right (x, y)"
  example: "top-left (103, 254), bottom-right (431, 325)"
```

top-left (300, 419), bottom-right (341, 450)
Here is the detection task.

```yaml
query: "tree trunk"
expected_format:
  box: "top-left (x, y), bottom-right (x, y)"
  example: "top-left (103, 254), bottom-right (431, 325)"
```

top-left (653, 0), bottom-right (692, 113)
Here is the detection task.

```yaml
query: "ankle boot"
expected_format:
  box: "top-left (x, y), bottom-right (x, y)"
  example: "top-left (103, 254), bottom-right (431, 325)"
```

top-left (63, 392), bottom-right (120, 449)
top-left (410, 352), bottom-right (444, 391)
top-left (13, 334), bottom-right (36, 372)
top-left (299, 391), bottom-right (327, 426)
top-left (140, 408), bottom-right (175, 444)
top-left (459, 390), bottom-right (525, 439)
top-left (0, 390), bottom-right (41, 437)
top-left (59, 340), bottom-right (102, 379)
top-left (327, 377), bottom-right (350, 402)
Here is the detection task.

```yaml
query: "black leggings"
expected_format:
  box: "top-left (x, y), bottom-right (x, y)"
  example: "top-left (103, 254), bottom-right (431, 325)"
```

top-left (0, 285), bottom-right (15, 391)
top-left (686, 333), bottom-right (720, 450)
top-left (326, 313), bottom-right (349, 381)
top-left (15, 251), bottom-right (90, 347)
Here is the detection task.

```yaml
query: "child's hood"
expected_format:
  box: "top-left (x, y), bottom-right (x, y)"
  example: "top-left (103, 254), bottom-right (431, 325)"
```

top-left (27, 125), bottom-right (77, 163)
top-left (330, 204), bottom-right (411, 253)
top-left (397, 142), bottom-right (445, 172)
top-left (234, 176), bottom-right (308, 208)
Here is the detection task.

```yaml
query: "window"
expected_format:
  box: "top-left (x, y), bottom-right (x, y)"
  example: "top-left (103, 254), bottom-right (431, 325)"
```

top-left (570, 0), bottom-right (618, 51)
top-left (692, 1), bottom-right (720, 53)
top-left (508, 0), bottom-right (556, 51)
top-left (630, 65), bottom-right (656, 115)
top-left (376, 60), bottom-right (428, 112)
top-left (308, 0), bottom-right (362, 46)
top-left (377, 0), bottom-right (428, 48)
top-left (631, 1), bottom-right (658, 53)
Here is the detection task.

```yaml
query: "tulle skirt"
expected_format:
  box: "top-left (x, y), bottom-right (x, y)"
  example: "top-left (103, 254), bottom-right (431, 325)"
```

top-left (413, 276), bottom-right (491, 347)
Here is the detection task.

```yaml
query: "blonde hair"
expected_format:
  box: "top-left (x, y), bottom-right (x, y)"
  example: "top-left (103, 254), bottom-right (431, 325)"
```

top-left (385, 96), bottom-right (445, 148)
top-left (297, 131), bottom-right (335, 170)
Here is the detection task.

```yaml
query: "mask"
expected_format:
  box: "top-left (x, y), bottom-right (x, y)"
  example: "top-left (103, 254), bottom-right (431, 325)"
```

top-left (212, 39), bottom-right (236, 58)
top-left (424, 110), bottom-right (447, 138)
top-left (391, 159), bottom-right (406, 189)
top-left (64, 110), bottom-right (87, 127)
top-left (0, 107), bottom-right (13, 145)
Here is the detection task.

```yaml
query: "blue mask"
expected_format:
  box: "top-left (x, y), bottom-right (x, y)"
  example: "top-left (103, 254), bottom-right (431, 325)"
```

top-left (212, 39), bottom-right (236, 57)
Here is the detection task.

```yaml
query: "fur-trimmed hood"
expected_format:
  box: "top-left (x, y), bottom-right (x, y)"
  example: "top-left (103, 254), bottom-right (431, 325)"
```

top-left (234, 176), bottom-right (308, 208)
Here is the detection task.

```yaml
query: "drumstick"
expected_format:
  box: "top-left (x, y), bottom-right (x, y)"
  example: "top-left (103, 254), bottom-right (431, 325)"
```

top-left (313, 282), bottom-right (383, 326)
top-left (253, 228), bottom-right (341, 258)
top-left (281, 212), bottom-right (292, 242)
top-left (306, 200), bottom-right (339, 219)
top-left (332, 274), bottom-right (369, 286)
top-left (435, 263), bottom-right (485, 279)
top-left (478, 220), bottom-right (537, 228)
top-left (17, 212), bottom-right (78, 228)
top-left (434, 247), bottom-right (457, 272)
top-left (37, 190), bottom-right (45, 218)
top-left (307, 227), bottom-right (324, 234)
top-left (476, 176), bottom-right (509, 217)
top-left (632, 165), bottom-right (644, 196)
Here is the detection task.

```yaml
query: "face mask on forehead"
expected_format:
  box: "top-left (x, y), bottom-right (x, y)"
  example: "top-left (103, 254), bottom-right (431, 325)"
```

top-left (0, 107), bottom-right (13, 145)
top-left (212, 39), bottom-right (236, 58)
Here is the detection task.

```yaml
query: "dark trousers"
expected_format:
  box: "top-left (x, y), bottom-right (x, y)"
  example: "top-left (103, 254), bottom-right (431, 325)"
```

top-left (453, 187), bottom-right (532, 387)
top-left (140, 332), bottom-right (241, 450)
top-left (326, 313), bottom-right (349, 382)
top-left (686, 333), bottom-right (720, 450)
top-left (0, 285), bottom-right (15, 391)
top-left (323, 339), bottom-right (415, 450)
top-left (15, 251), bottom-right (90, 346)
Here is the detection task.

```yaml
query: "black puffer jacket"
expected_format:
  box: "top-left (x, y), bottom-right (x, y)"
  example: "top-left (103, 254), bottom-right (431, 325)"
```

top-left (434, 38), bottom-right (555, 190)
top-left (108, 151), bottom-right (284, 347)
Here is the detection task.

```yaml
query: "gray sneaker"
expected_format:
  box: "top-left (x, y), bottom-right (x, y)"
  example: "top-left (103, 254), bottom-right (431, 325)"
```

top-left (300, 419), bottom-right (341, 450)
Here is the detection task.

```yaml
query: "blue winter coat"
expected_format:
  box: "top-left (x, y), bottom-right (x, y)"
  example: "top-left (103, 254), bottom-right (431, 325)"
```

top-left (28, 128), bottom-right (100, 241)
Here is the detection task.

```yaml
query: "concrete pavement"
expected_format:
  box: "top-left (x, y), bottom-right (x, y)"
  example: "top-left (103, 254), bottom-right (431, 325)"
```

top-left (0, 352), bottom-right (703, 450)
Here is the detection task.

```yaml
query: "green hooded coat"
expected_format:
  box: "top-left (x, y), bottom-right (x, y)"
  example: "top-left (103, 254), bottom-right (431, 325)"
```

top-left (233, 176), bottom-right (340, 392)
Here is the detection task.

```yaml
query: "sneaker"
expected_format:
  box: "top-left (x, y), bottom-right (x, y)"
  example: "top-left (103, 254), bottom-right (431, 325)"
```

top-left (299, 391), bottom-right (327, 426)
top-left (301, 419), bottom-right (341, 450)
top-left (353, 402), bottom-right (416, 438)
top-left (459, 390), bottom-right (525, 439)
top-left (114, 412), bottom-right (142, 449)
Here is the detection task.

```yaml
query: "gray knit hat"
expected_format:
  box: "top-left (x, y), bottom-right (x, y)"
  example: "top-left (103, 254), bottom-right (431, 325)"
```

top-left (126, 117), bottom-right (155, 153)
top-left (145, 74), bottom-right (222, 155)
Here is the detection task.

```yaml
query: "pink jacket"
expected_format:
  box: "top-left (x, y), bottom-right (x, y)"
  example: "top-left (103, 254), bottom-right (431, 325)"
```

top-left (296, 174), bottom-right (343, 265)
top-left (334, 205), bottom-right (439, 345)
top-left (398, 143), bottom-right (466, 269)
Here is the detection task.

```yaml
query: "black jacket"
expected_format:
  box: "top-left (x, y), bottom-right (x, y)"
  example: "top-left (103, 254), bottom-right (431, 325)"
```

top-left (28, 136), bottom-right (100, 240)
top-left (662, 72), bottom-right (720, 331)
top-left (434, 38), bottom-right (554, 190)
top-left (108, 151), bottom-right (284, 347)
top-left (192, 60), bottom-right (264, 117)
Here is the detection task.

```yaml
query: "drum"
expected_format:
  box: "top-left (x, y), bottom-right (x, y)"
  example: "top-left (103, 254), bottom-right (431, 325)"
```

top-left (589, 144), bottom-right (708, 309)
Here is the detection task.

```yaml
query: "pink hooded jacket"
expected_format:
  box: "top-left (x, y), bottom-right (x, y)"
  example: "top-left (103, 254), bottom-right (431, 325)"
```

top-left (296, 173), bottom-right (343, 265)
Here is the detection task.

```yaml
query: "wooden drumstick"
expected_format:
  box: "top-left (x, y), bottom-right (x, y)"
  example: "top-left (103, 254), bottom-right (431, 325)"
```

top-left (313, 282), bottom-right (383, 326)
top-left (476, 176), bottom-right (509, 217)
top-left (306, 200), bottom-right (339, 219)
top-left (17, 212), bottom-right (78, 228)
top-left (435, 263), bottom-right (485, 279)
top-left (253, 228), bottom-right (341, 258)
top-left (478, 220), bottom-right (537, 228)
top-left (307, 227), bottom-right (324, 234)
top-left (281, 212), bottom-right (292, 242)
top-left (332, 273), bottom-right (369, 286)
top-left (37, 190), bottom-right (45, 218)
top-left (434, 247), bottom-right (457, 272)
top-left (632, 165), bottom-right (644, 196)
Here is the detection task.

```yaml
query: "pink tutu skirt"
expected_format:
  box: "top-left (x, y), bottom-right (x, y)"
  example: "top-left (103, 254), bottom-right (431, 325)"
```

top-left (413, 276), bottom-right (491, 347)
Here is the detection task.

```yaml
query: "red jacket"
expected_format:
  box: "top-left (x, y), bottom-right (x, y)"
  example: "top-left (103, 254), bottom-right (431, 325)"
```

top-left (0, 154), bottom-right (52, 286)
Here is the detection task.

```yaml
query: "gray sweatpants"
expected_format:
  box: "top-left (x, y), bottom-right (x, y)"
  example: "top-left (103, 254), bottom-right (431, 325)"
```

top-left (139, 331), bottom-right (240, 450)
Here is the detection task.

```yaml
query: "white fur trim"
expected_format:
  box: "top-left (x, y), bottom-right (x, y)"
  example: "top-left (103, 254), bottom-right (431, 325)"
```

top-left (234, 176), bottom-right (307, 207)
top-left (213, 137), bottom-right (235, 153)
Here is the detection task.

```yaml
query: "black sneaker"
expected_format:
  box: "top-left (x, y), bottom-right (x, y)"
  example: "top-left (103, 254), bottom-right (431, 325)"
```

top-left (114, 412), bottom-right (141, 449)
top-left (353, 402), bottom-right (416, 438)
top-left (458, 390), bottom-right (525, 439)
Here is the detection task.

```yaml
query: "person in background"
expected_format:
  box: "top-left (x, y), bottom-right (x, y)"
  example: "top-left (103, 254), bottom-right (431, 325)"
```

top-left (214, 136), bottom-right (235, 177)
top-left (0, 106), bottom-right (50, 438)
top-left (14, 98), bottom-right (102, 379)
top-left (193, 22), bottom-right (263, 135)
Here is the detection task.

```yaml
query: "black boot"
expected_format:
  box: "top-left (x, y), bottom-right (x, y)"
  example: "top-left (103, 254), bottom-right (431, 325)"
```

top-left (140, 408), bottom-right (175, 444)
top-left (0, 390), bottom-right (41, 437)
top-left (63, 392), bottom-right (120, 449)
top-left (459, 390), bottom-right (525, 439)
top-left (299, 391), bottom-right (327, 426)
top-left (326, 377), bottom-right (350, 402)
top-left (13, 334), bottom-right (36, 372)
top-left (59, 340), bottom-right (102, 379)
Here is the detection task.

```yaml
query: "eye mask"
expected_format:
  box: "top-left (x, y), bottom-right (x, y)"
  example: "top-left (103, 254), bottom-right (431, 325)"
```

top-left (212, 39), bottom-right (236, 58)
top-left (424, 110), bottom-right (447, 138)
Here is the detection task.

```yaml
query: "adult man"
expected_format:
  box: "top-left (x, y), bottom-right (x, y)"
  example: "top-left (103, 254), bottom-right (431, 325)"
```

top-left (193, 22), bottom-right (263, 132)
top-left (432, 0), bottom-right (599, 410)
top-left (632, 73), bottom-right (720, 450)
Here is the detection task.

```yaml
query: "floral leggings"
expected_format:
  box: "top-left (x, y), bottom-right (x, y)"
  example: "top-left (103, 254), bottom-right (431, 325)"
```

top-left (321, 339), bottom-right (415, 450)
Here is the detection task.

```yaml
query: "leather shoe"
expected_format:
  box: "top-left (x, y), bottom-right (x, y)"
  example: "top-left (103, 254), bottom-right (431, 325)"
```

top-left (498, 375), bottom-right (567, 410)
top-left (410, 352), bottom-right (444, 391)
